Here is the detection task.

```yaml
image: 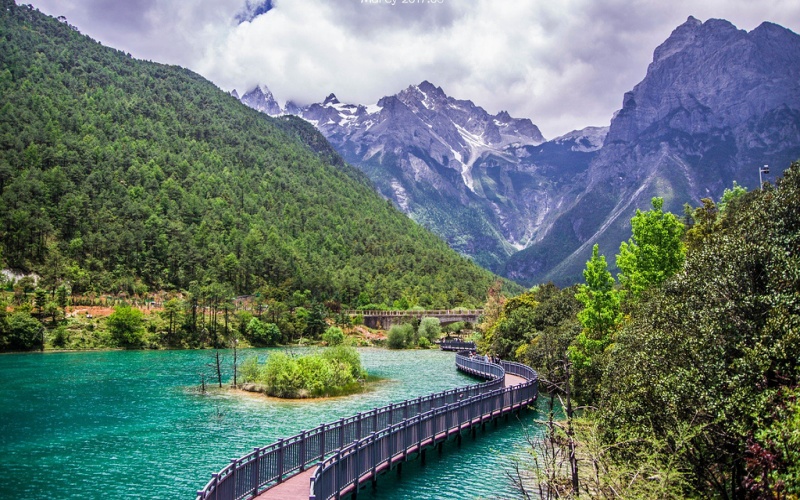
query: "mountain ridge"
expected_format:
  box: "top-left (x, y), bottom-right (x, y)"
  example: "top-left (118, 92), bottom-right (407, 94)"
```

top-left (239, 80), bottom-right (598, 272)
top-left (237, 15), bottom-right (800, 286)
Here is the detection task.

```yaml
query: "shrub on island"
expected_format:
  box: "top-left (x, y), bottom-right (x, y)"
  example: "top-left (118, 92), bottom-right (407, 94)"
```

top-left (240, 346), bottom-right (367, 398)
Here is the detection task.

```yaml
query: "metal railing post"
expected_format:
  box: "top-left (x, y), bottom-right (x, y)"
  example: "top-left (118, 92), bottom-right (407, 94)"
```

top-left (276, 438), bottom-right (284, 484)
top-left (320, 423), bottom-right (326, 457)
top-left (252, 447), bottom-right (260, 497)
top-left (334, 450), bottom-right (342, 500)
top-left (229, 459), bottom-right (237, 498)
top-left (299, 431), bottom-right (307, 471)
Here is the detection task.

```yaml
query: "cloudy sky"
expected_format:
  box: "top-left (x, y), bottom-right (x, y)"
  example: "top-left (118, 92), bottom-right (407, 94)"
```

top-left (29, 0), bottom-right (800, 138)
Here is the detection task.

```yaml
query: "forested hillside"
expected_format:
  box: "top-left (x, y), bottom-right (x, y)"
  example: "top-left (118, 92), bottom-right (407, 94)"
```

top-left (0, 1), bottom-right (506, 308)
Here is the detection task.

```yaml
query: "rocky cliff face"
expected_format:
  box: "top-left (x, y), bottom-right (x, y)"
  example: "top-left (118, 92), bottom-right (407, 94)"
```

top-left (237, 17), bottom-right (800, 286)
top-left (504, 17), bottom-right (800, 285)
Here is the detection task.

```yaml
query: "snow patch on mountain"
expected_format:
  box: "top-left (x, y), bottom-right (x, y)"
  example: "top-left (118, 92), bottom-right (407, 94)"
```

top-left (553, 126), bottom-right (609, 152)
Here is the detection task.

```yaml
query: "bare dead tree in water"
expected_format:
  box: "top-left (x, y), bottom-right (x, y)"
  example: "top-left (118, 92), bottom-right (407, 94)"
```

top-left (202, 351), bottom-right (224, 389)
top-left (215, 350), bottom-right (222, 388)
top-left (230, 329), bottom-right (239, 388)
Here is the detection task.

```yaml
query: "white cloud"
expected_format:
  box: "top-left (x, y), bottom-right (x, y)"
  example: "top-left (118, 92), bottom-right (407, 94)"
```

top-left (29, 0), bottom-right (800, 138)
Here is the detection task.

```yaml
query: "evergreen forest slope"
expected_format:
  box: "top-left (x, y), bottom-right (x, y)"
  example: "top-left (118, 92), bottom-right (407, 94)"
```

top-left (0, 2), bottom-right (507, 307)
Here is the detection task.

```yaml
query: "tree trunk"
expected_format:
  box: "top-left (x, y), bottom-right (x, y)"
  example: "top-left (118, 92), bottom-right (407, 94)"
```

top-left (215, 350), bottom-right (222, 388)
top-left (565, 360), bottom-right (579, 496)
top-left (232, 335), bottom-right (238, 388)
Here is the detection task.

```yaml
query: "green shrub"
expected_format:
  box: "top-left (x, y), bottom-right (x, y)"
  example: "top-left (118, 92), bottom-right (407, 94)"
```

top-left (418, 317), bottom-right (441, 343)
top-left (262, 352), bottom-right (302, 397)
top-left (387, 323), bottom-right (414, 349)
top-left (321, 345), bottom-right (366, 379)
top-left (322, 326), bottom-right (345, 346)
top-left (297, 355), bottom-right (332, 395)
top-left (51, 325), bottom-right (69, 348)
top-left (2, 311), bottom-right (43, 351)
top-left (444, 321), bottom-right (465, 334)
top-left (255, 347), bottom-right (366, 397)
top-left (247, 318), bottom-right (281, 346)
top-left (106, 306), bottom-right (144, 348)
top-left (418, 337), bottom-right (431, 349)
top-left (240, 355), bottom-right (260, 383)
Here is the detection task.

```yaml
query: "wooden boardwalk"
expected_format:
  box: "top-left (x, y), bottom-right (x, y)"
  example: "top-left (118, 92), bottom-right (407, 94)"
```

top-left (255, 372), bottom-right (528, 500)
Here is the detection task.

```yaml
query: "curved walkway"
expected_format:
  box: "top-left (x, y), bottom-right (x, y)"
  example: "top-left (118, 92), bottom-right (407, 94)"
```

top-left (256, 370), bottom-right (529, 500)
top-left (196, 354), bottom-right (537, 500)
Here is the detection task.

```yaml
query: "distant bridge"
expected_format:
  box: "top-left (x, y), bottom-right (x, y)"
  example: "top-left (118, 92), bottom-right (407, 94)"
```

top-left (342, 309), bottom-right (483, 330)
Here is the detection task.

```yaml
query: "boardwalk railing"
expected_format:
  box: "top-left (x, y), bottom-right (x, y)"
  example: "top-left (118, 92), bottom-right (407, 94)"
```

top-left (309, 353), bottom-right (538, 500)
top-left (196, 354), bottom-right (508, 500)
top-left (439, 340), bottom-right (477, 351)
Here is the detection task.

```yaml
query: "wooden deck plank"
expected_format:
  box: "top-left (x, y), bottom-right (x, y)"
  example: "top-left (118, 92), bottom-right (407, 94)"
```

top-left (254, 467), bottom-right (315, 499)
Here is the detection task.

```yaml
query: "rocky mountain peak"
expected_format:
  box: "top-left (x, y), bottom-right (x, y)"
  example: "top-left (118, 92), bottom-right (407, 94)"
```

top-left (240, 84), bottom-right (281, 115)
top-left (510, 16), bottom-right (800, 285)
top-left (495, 110), bottom-right (513, 123)
top-left (284, 100), bottom-right (302, 115)
top-left (417, 80), bottom-right (439, 93)
top-left (608, 17), bottom-right (800, 146)
top-left (651, 16), bottom-right (741, 66)
top-left (395, 81), bottom-right (448, 111)
top-left (651, 16), bottom-right (700, 65)
top-left (753, 21), bottom-right (794, 37)
top-left (235, 79), bottom-right (553, 269)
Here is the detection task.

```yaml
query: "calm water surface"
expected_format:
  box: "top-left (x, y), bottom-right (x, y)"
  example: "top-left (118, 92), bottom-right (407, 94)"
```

top-left (0, 348), bottom-right (544, 499)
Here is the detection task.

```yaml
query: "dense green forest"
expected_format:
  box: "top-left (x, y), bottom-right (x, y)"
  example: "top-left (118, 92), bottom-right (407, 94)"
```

top-left (0, 1), bottom-right (509, 315)
top-left (483, 163), bottom-right (800, 498)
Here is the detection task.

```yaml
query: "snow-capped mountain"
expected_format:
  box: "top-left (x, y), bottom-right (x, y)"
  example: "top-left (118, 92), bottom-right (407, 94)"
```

top-left (240, 84), bottom-right (281, 116)
top-left (237, 80), bottom-right (590, 271)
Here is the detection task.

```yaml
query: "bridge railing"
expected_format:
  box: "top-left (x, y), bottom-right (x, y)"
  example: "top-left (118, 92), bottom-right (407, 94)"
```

top-left (500, 359), bottom-right (538, 381)
top-left (309, 353), bottom-right (538, 500)
top-left (342, 309), bottom-right (483, 317)
top-left (196, 354), bottom-right (504, 500)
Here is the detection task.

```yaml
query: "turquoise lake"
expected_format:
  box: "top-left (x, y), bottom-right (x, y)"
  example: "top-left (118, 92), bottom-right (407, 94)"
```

top-left (0, 348), bottom-right (545, 499)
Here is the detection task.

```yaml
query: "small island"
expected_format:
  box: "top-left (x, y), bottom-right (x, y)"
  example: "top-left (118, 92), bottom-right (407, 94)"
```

top-left (239, 345), bottom-right (368, 398)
